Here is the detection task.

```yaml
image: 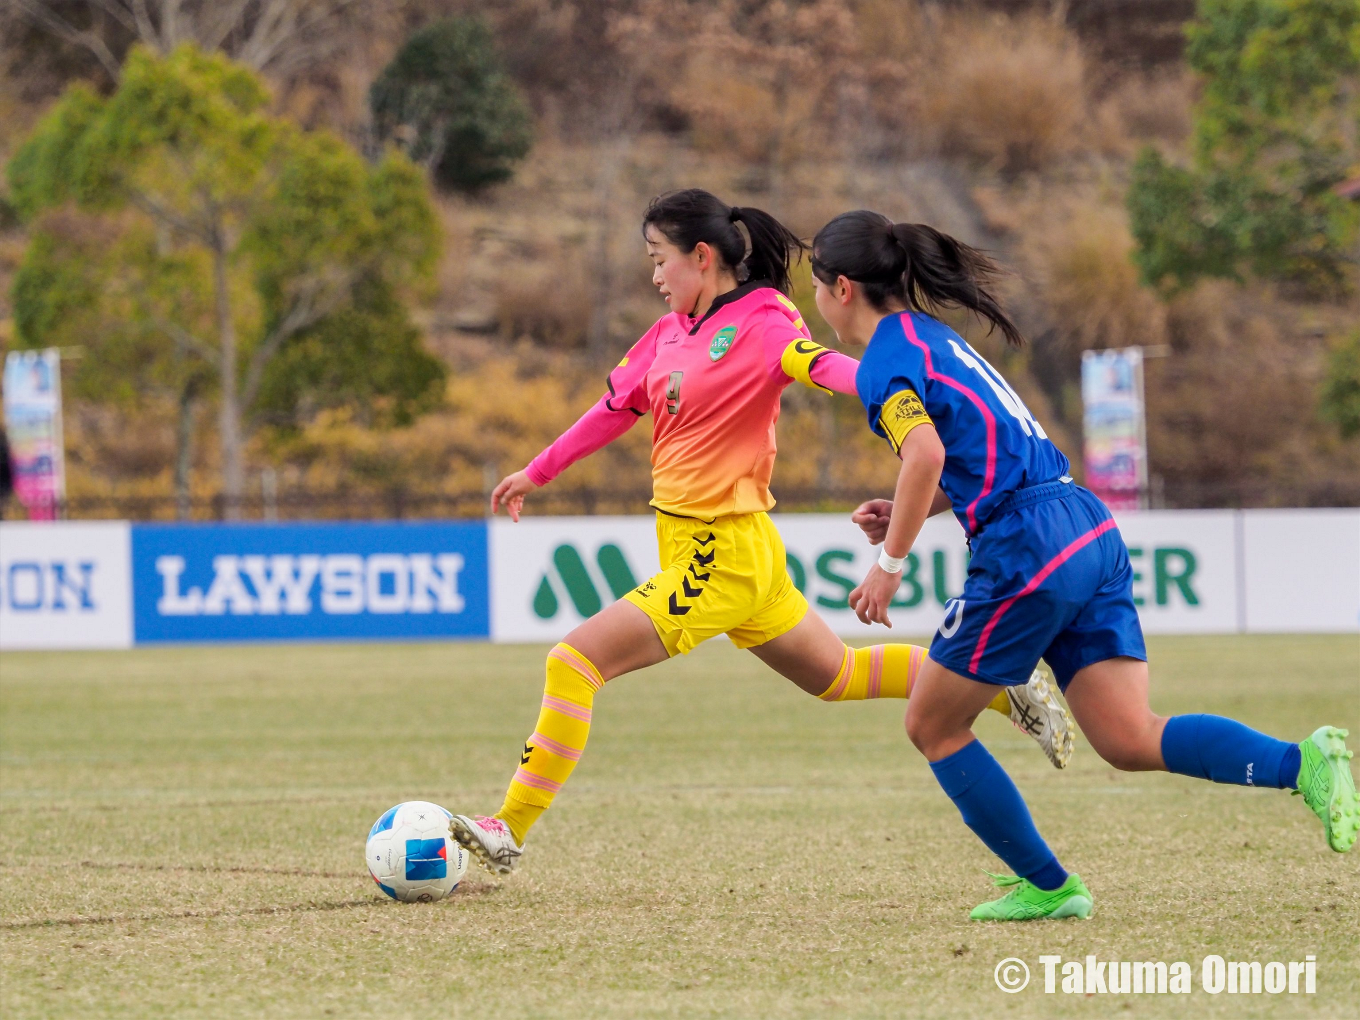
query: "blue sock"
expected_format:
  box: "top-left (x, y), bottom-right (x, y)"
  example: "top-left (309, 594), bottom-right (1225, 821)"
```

top-left (1279, 744), bottom-right (1301, 789)
top-left (929, 739), bottom-right (1068, 891)
top-left (1161, 714), bottom-right (1299, 789)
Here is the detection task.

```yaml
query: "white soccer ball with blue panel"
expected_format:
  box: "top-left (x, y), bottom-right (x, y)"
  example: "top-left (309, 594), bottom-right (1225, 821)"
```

top-left (366, 801), bottom-right (469, 902)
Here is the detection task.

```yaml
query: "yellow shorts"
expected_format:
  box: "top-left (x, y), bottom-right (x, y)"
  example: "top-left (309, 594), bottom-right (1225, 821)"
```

top-left (624, 510), bottom-right (809, 656)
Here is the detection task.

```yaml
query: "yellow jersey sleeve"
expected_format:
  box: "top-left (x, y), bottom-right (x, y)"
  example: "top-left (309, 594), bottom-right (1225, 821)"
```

top-left (780, 339), bottom-right (835, 395)
top-left (878, 388), bottom-right (933, 454)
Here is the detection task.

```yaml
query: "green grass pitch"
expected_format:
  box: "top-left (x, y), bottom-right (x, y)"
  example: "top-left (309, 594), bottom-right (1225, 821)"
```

top-left (1, 635), bottom-right (1357, 1018)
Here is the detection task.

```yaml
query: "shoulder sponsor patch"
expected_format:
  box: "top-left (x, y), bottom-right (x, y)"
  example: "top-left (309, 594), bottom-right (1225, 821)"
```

top-left (879, 388), bottom-right (933, 453)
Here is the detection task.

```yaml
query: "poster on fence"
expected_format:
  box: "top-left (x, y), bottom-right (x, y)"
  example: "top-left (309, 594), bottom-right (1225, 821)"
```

top-left (1082, 346), bottom-right (1147, 511)
top-left (3, 349), bottom-right (65, 520)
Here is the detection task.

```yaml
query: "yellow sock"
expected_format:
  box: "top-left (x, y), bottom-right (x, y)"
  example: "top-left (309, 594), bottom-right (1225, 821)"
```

top-left (495, 643), bottom-right (603, 845)
top-left (819, 644), bottom-right (1011, 716)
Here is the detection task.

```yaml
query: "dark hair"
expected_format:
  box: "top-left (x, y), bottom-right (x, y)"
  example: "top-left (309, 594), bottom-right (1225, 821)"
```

top-left (811, 210), bottom-right (1024, 347)
top-left (642, 189), bottom-right (807, 295)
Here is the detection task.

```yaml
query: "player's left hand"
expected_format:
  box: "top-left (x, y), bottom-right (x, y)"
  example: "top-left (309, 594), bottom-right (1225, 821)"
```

top-left (849, 563), bottom-right (899, 627)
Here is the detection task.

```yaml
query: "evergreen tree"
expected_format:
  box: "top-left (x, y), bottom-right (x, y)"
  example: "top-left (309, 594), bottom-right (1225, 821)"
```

top-left (1128, 0), bottom-right (1360, 295)
top-left (369, 17), bottom-right (533, 194)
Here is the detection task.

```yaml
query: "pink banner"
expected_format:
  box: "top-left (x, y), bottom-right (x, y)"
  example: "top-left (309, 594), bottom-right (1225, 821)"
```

top-left (3, 350), bottom-right (65, 520)
top-left (1082, 347), bottom-right (1147, 512)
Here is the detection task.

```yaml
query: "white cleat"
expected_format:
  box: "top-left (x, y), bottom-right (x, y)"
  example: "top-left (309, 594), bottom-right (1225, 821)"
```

top-left (1007, 668), bottom-right (1075, 769)
top-left (450, 814), bottom-right (523, 875)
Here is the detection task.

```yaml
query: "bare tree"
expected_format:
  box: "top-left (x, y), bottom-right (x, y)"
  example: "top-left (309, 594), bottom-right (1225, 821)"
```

top-left (10, 0), bottom-right (378, 79)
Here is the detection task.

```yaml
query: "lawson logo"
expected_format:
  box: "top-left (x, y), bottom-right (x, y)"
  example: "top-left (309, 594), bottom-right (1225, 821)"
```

top-left (131, 521), bottom-right (490, 642)
top-left (154, 553), bottom-right (466, 616)
top-left (3, 560), bottom-right (96, 613)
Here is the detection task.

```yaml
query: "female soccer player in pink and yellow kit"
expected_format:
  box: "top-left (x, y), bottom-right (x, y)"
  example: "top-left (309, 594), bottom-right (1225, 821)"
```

top-left (449, 190), bottom-right (1071, 874)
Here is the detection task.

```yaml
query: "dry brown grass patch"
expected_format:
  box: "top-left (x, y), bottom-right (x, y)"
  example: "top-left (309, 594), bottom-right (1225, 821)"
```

top-left (1024, 203), bottom-right (1168, 354)
top-left (923, 14), bottom-right (1089, 174)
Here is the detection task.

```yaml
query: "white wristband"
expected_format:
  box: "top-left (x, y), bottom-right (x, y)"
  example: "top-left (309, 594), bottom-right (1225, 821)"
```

top-left (878, 549), bottom-right (905, 574)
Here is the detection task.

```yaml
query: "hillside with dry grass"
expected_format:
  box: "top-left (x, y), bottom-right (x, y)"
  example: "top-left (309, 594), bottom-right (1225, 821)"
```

top-left (1, 0), bottom-right (1356, 518)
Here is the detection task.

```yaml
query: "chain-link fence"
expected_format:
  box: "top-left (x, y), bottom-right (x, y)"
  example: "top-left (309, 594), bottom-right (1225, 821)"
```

top-left (7, 478), bottom-right (1359, 523)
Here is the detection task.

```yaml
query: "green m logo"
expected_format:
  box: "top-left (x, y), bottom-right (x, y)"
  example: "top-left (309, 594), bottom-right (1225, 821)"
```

top-left (709, 325), bottom-right (737, 362)
top-left (533, 543), bottom-right (639, 619)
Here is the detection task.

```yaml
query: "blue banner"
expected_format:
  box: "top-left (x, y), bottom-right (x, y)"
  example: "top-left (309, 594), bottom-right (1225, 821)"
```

top-left (131, 520), bottom-right (489, 644)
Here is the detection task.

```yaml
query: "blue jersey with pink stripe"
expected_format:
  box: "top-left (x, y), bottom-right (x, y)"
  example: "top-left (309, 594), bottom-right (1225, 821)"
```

top-left (856, 311), bottom-right (1071, 536)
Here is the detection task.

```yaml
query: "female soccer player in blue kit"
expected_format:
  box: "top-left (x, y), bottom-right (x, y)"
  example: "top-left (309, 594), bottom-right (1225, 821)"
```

top-left (808, 209), bottom-right (1358, 920)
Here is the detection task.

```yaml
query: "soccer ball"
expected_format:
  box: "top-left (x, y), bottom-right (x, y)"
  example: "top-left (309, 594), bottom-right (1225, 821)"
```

top-left (366, 801), bottom-right (469, 903)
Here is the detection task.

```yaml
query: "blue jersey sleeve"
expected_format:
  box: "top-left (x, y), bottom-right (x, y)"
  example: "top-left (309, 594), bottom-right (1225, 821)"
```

top-left (858, 333), bottom-right (929, 455)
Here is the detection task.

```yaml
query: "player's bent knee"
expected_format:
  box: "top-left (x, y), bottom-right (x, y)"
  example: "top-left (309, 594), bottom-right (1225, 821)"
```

top-left (1100, 746), bottom-right (1154, 772)
top-left (1088, 718), bottom-right (1166, 772)
top-left (904, 705), bottom-right (946, 756)
top-left (783, 664), bottom-right (838, 698)
top-left (803, 670), bottom-right (839, 698)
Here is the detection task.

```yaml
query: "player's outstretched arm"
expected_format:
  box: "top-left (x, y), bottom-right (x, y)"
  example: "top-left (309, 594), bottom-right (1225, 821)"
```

top-left (493, 393), bottom-right (645, 521)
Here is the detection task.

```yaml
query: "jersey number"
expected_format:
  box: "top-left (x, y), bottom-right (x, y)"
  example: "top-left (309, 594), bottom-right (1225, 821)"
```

top-left (665, 371), bottom-right (684, 415)
top-left (946, 339), bottom-right (1048, 439)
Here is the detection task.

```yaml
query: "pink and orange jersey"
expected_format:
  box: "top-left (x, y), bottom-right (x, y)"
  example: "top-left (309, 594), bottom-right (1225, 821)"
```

top-left (526, 282), bottom-right (858, 519)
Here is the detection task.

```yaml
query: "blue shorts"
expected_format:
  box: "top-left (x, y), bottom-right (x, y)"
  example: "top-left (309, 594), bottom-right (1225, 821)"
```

top-left (929, 482), bottom-right (1146, 690)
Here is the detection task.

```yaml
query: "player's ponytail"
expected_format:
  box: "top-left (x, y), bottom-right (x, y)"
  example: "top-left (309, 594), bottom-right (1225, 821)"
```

top-left (812, 210), bottom-right (1024, 347)
top-left (642, 189), bottom-right (807, 294)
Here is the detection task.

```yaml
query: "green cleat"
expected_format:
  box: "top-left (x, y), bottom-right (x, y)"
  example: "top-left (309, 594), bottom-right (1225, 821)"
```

top-left (969, 872), bottom-right (1093, 921)
top-left (1293, 726), bottom-right (1359, 853)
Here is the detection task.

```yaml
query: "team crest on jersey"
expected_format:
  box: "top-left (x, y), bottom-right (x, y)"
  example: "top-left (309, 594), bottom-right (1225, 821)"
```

top-left (709, 325), bottom-right (737, 361)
